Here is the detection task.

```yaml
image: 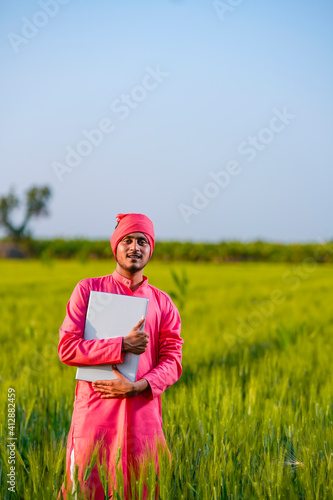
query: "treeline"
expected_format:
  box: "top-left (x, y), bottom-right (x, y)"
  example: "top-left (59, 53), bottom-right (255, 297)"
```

top-left (9, 238), bottom-right (333, 263)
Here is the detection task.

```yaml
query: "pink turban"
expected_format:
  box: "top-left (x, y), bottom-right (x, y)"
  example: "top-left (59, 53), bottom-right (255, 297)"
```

top-left (110, 213), bottom-right (155, 261)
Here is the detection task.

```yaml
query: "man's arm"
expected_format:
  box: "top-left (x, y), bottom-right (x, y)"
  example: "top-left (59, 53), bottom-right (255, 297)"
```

top-left (58, 282), bottom-right (150, 367)
top-left (93, 296), bottom-right (183, 399)
top-left (58, 282), bottom-right (126, 366)
top-left (143, 299), bottom-right (183, 399)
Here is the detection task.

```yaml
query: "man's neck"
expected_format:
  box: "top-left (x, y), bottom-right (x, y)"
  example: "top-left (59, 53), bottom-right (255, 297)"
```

top-left (115, 265), bottom-right (144, 292)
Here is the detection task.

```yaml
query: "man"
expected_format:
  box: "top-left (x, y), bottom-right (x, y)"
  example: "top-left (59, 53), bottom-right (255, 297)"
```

top-left (58, 213), bottom-right (183, 499)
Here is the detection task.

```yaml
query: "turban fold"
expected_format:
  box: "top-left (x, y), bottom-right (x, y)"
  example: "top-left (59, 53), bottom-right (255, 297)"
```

top-left (110, 213), bottom-right (155, 261)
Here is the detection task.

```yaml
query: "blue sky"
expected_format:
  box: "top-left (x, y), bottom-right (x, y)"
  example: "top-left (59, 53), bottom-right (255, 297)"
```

top-left (1, 0), bottom-right (332, 242)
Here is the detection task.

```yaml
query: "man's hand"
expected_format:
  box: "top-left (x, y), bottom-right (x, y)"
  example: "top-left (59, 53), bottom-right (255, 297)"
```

top-left (92, 366), bottom-right (149, 399)
top-left (123, 317), bottom-right (149, 354)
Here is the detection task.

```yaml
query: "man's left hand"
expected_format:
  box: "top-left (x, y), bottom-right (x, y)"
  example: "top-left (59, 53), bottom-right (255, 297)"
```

top-left (92, 366), bottom-right (148, 398)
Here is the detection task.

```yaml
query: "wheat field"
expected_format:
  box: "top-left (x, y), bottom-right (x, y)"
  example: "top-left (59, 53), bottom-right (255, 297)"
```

top-left (0, 259), bottom-right (332, 499)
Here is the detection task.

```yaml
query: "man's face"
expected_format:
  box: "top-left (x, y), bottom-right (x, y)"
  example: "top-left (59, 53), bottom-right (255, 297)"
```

top-left (116, 232), bottom-right (150, 274)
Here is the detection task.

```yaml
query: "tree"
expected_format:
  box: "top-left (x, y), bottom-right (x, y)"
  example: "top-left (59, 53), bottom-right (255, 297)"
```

top-left (0, 186), bottom-right (52, 241)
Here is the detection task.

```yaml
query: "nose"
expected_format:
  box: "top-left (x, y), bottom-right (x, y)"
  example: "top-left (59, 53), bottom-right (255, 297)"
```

top-left (130, 239), bottom-right (139, 252)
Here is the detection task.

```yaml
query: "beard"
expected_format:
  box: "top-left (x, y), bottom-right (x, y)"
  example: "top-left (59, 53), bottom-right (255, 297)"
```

top-left (124, 262), bottom-right (144, 273)
top-left (117, 255), bottom-right (148, 274)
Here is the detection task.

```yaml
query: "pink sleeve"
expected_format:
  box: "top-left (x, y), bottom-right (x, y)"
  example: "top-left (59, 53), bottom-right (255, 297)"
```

top-left (58, 281), bottom-right (125, 367)
top-left (144, 299), bottom-right (183, 399)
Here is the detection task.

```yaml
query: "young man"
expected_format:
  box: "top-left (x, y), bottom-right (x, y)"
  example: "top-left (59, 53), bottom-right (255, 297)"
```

top-left (58, 213), bottom-right (183, 499)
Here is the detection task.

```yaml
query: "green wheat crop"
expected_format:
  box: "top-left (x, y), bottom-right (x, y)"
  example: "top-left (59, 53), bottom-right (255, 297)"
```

top-left (0, 260), bottom-right (332, 499)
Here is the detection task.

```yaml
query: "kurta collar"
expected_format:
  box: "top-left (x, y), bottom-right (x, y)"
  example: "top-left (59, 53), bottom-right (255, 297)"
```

top-left (112, 269), bottom-right (149, 290)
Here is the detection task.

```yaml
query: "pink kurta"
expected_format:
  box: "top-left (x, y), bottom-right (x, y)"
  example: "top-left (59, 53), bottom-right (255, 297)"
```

top-left (58, 269), bottom-right (183, 499)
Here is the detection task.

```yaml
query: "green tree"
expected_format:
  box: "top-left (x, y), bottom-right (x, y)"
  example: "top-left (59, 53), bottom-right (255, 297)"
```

top-left (0, 186), bottom-right (52, 241)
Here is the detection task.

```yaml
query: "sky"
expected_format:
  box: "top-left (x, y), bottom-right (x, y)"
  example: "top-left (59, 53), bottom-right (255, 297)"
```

top-left (0, 0), bottom-right (332, 243)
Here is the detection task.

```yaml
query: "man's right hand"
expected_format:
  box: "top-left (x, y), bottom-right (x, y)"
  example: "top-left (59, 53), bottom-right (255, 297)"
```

top-left (123, 317), bottom-right (149, 354)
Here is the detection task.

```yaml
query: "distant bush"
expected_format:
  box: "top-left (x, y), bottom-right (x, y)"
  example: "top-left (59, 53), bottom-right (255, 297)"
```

top-left (153, 240), bottom-right (333, 263)
top-left (25, 238), bottom-right (113, 260)
top-left (0, 237), bottom-right (329, 263)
